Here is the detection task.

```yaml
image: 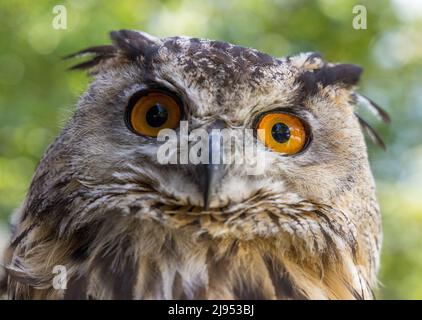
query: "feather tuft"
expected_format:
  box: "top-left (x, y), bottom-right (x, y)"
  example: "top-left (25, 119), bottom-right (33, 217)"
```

top-left (355, 113), bottom-right (386, 150)
top-left (357, 94), bottom-right (391, 124)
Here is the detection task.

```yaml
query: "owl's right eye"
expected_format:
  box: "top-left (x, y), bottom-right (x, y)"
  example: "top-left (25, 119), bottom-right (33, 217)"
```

top-left (256, 112), bottom-right (309, 155)
top-left (126, 90), bottom-right (182, 137)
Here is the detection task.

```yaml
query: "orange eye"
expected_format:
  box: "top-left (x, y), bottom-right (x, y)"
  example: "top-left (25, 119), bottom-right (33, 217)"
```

top-left (128, 90), bottom-right (181, 137)
top-left (256, 112), bottom-right (308, 155)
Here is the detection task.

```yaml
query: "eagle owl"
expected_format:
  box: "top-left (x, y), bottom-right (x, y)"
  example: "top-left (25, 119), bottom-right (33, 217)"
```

top-left (1, 30), bottom-right (389, 300)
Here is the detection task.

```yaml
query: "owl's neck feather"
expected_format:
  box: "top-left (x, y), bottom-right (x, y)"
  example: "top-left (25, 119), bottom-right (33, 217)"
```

top-left (5, 216), bottom-right (374, 300)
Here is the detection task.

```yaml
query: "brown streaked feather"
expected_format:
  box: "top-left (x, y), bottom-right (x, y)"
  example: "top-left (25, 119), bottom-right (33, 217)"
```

top-left (63, 274), bottom-right (88, 300)
top-left (230, 251), bottom-right (277, 300)
top-left (315, 64), bottom-right (363, 87)
top-left (358, 94), bottom-right (391, 124)
top-left (4, 265), bottom-right (42, 288)
top-left (298, 63), bottom-right (363, 94)
top-left (63, 45), bottom-right (117, 60)
top-left (262, 255), bottom-right (306, 300)
top-left (67, 56), bottom-right (106, 71)
top-left (65, 30), bottom-right (159, 71)
top-left (355, 113), bottom-right (386, 150)
top-left (97, 253), bottom-right (138, 300)
top-left (64, 45), bottom-right (117, 71)
top-left (109, 29), bottom-right (158, 59)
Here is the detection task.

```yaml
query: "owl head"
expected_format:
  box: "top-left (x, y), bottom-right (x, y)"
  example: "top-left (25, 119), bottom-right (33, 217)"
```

top-left (4, 30), bottom-right (389, 299)
top-left (62, 29), bottom-right (387, 225)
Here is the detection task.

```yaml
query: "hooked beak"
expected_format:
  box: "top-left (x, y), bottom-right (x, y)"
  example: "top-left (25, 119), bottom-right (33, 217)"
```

top-left (198, 120), bottom-right (226, 210)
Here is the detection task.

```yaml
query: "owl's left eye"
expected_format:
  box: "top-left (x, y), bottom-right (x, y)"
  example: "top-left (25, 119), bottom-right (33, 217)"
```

top-left (126, 90), bottom-right (182, 137)
top-left (256, 112), bottom-right (309, 155)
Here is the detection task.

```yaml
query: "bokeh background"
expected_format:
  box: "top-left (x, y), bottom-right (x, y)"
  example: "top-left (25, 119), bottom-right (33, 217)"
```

top-left (1, 0), bottom-right (421, 299)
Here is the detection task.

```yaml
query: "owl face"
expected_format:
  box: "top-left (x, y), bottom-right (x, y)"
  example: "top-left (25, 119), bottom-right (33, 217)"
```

top-left (3, 30), bottom-right (387, 300)
top-left (68, 31), bottom-right (371, 224)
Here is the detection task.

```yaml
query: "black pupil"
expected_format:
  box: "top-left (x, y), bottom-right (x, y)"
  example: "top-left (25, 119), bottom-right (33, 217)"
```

top-left (271, 122), bottom-right (290, 143)
top-left (146, 103), bottom-right (168, 127)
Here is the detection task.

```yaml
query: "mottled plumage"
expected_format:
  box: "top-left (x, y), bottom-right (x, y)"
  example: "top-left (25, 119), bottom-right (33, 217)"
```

top-left (1, 30), bottom-right (387, 299)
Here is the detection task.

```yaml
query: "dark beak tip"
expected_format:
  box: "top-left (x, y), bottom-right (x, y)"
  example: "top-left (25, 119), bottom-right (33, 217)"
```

top-left (203, 189), bottom-right (210, 210)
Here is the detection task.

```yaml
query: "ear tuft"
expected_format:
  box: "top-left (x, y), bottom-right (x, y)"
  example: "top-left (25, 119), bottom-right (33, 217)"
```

top-left (109, 29), bottom-right (161, 59)
top-left (291, 53), bottom-right (388, 149)
top-left (65, 30), bottom-right (161, 72)
top-left (357, 94), bottom-right (391, 124)
top-left (355, 113), bottom-right (387, 150)
top-left (315, 64), bottom-right (363, 87)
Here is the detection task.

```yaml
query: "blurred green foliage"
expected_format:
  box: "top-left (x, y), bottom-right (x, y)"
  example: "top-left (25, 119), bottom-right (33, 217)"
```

top-left (1, 0), bottom-right (422, 299)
